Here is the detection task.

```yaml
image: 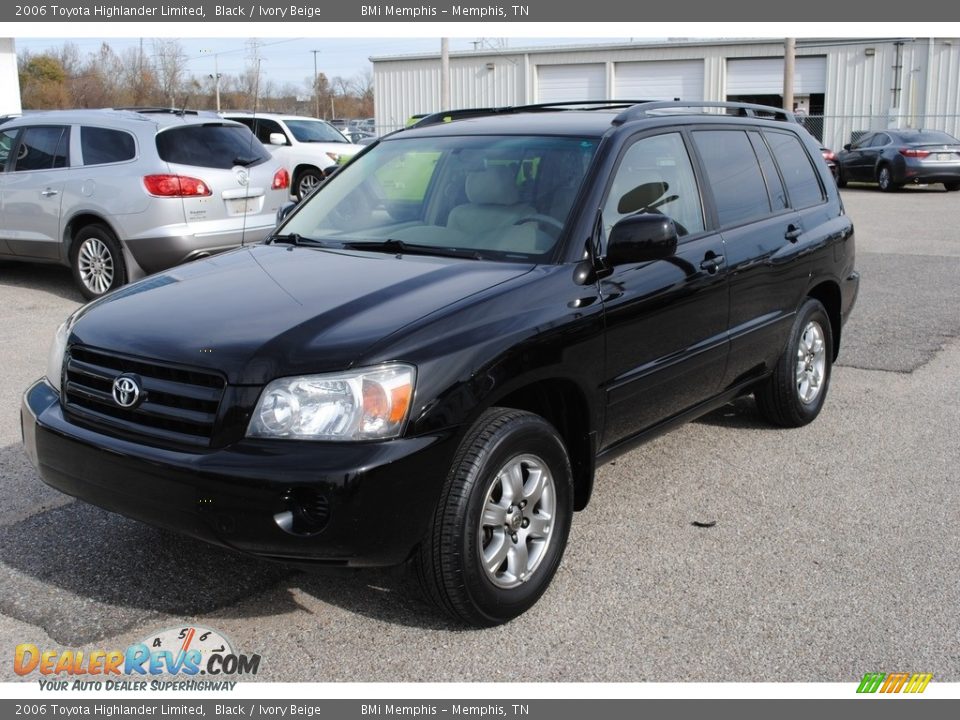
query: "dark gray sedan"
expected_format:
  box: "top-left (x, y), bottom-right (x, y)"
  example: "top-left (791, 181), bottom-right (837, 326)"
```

top-left (836, 129), bottom-right (960, 192)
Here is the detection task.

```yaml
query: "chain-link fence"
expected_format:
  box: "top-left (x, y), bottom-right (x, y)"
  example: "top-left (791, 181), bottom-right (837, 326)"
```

top-left (799, 115), bottom-right (960, 150)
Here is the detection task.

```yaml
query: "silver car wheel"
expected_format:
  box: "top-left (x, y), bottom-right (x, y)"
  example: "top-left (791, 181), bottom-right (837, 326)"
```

top-left (478, 453), bottom-right (556, 589)
top-left (795, 320), bottom-right (826, 405)
top-left (77, 237), bottom-right (115, 295)
top-left (297, 172), bottom-right (321, 199)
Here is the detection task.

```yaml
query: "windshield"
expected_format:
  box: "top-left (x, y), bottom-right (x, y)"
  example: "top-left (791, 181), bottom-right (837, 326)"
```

top-left (285, 119), bottom-right (350, 144)
top-left (906, 131), bottom-right (960, 145)
top-left (279, 134), bottom-right (600, 261)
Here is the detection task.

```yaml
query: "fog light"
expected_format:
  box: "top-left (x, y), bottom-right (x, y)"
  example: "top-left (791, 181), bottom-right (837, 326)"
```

top-left (274, 488), bottom-right (330, 536)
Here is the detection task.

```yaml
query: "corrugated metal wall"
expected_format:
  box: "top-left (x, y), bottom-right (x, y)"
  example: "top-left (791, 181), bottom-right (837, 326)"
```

top-left (0, 39), bottom-right (22, 115)
top-left (373, 39), bottom-right (960, 145)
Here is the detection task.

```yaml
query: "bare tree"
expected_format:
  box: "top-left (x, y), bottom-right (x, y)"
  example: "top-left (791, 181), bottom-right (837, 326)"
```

top-left (152, 39), bottom-right (188, 108)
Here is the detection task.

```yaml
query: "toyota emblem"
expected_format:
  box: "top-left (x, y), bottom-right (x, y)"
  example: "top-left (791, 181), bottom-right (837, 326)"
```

top-left (112, 375), bottom-right (142, 408)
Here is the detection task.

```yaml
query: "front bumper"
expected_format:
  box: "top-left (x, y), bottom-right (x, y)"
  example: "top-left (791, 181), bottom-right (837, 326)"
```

top-left (22, 380), bottom-right (458, 567)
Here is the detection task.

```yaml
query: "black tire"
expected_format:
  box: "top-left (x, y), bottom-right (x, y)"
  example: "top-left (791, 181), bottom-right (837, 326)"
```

top-left (877, 165), bottom-right (899, 192)
top-left (70, 224), bottom-right (127, 300)
top-left (415, 408), bottom-right (574, 626)
top-left (294, 168), bottom-right (324, 201)
top-left (755, 298), bottom-right (834, 428)
top-left (835, 167), bottom-right (847, 188)
top-left (944, 182), bottom-right (960, 192)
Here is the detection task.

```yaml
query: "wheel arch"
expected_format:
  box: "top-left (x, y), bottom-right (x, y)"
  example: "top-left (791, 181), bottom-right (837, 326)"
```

top-left (806, 280), bottom-right (842, 360)
top-left (487, 377), bottom-right (597, 511)
top-left (62, 212), bottom-right (121, 263)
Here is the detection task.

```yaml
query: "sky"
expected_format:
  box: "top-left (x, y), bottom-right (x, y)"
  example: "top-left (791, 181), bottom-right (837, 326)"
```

top-left (13, 37), bottom-right (632, 90)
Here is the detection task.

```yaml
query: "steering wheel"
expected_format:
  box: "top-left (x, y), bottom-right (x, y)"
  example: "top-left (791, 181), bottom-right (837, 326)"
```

top-left (513, 214), bottom-right (565, 237)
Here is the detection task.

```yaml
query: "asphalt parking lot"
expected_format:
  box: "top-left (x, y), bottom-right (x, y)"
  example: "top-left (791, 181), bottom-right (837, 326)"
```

top-left (1, 186), bottom-right (958, 683)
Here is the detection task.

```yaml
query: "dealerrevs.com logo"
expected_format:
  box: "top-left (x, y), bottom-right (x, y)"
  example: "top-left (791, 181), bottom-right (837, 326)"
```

top-left (14, 626), bottom-right (261, 691)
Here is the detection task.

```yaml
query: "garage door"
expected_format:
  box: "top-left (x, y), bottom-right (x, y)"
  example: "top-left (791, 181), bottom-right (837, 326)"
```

top-left (727, 57), bottom-right (826, 95)
top-left (614, 60), bottom-right (705, 101)
top-left (537, 64), bottom-right (606, 103)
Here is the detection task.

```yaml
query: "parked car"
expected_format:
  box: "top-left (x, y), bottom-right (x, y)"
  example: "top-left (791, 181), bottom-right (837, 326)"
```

top-left (343, 130), bottom-right (377, 145)
top-left (0, 109), bottom-right (289, 299)
top-left (23, 101), bottom-right (858, 626)
top-left (835, 129), bottom-right (960, 191)
top-left (223, 112), bottom-right (363, 201)
top-left (820, 146), bottom-right (839, 181)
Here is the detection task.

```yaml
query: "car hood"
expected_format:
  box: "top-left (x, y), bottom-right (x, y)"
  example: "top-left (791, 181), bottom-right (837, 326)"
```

top-left (69, 244), bottom-right (534, 385)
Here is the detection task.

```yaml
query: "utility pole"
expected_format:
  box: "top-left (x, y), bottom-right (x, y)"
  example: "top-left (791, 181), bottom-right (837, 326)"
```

top-left (201, 49), bottom-right (222, 113)
top-left (312, 50), bottom-right (320, 118)
top-left (783, 37), bottom-right (796, 112)
top-left (441, 38), bottom-right (450, 111)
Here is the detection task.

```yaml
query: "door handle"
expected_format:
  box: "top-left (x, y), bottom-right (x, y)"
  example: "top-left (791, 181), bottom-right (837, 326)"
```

top-left (699, 254), bottom-right (724, 274)
top-left (41, 189), bottom-right (59, 197)
top-left (785, 225), bottom-right (803, 242)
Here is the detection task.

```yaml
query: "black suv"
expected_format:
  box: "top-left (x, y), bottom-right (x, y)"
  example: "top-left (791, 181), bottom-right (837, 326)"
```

top-left (22, 101), bottom-right (859, 626)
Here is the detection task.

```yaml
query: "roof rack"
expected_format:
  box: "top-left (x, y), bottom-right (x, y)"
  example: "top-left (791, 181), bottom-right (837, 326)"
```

top-left (411, 100), bottom-right (657, 129)
top-left (111, 107), bottom-right (202, 116)
top-left (613, 101), bottom-right (796, 125)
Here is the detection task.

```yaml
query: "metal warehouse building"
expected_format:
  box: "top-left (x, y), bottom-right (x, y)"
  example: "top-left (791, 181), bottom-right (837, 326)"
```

top-left (372, 37), bottom-right (960, 150)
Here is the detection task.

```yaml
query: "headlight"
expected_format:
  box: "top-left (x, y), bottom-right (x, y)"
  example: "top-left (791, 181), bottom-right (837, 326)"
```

top-left (45, 321), bottom-right (70, 394)
top-left (247, 364), bottom-right (416, 441)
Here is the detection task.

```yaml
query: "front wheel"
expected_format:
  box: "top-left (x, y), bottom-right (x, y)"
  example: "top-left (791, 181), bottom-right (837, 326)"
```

top-left (294, 168), bottom-right (324, 201)
top-left (70, 224), bottom-right (127, 300)
top-left (416, 408), bottom-right (573, 626)
top-left (755, 298), bottom-right (833, 428)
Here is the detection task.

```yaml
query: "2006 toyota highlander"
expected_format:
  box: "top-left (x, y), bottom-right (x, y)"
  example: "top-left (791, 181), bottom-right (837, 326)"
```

top-left (22, 101), bottom-right (859, 626)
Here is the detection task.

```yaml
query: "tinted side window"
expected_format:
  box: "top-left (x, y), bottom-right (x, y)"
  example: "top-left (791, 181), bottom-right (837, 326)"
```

top-left (0, 128), bottom-right (18, 168)
top-left (13, 126), bottom-right (69, 171)
top-left (156, 124), bottom-right (270, 169)
top-left (871, 133), bottom-right (890, 147)
top-left (603, 132), bottom-right (705, 239)
top-left (748, 133), bottom-right (788, 212)
top-left (764, 131), bottom-right (824, 209)
top-left (693, 130), bottom-right (770, 227)
top-left (250, 118), bottom-right (285, 145)
top-left (80, 127), bottom-right (136, 165)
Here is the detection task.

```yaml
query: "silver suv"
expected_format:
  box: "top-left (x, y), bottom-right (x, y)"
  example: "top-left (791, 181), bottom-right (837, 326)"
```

top-left (0, 109), bottom-right (290, 299)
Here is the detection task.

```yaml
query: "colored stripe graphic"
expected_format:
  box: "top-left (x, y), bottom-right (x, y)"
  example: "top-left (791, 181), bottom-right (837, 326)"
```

top-left (857, 673), bottom-right (886, 693)
top-left (904, 674), bottom-right (933, 693)
top-left (856, 672), bottom-right (932, 694)
top-left (880, 672), bottom-right (909, 693)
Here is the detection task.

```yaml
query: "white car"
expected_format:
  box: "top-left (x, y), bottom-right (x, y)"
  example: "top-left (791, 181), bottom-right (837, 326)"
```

top-left (223, 113), bottom-right (363, 200)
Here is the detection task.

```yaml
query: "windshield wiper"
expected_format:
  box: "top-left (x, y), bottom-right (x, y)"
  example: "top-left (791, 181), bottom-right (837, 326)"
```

top-left (232, 155), bottom-right (260, 167)
top-left (344, 239), bottom-right (484, 260)
top-left (268, 233), bottom-right (328, 247)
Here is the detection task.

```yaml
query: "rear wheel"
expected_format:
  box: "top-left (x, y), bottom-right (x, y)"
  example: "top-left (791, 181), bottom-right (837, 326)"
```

top-left (755, 298), bottom-right (833, 428)
top-left (835, 167), bottom-right (847, 188)
top-left (944, 182), bottom-right (959, 192)
top-left (877, 165), bottom-right (899, 192)
top-left (70, 224), bottom-right (127, 300)
top-left (415, 408), bottom-right (573, 626)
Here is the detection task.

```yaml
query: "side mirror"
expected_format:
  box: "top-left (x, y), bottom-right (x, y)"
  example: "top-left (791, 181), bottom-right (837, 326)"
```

top-left (268, 132), bottom-right (287, 146)
top-left (843, 143), bottom-right (852, 151)
top-left (275, 201), bottom-right (297, 225)
top-left (607, 214), bottom-right (678, 266)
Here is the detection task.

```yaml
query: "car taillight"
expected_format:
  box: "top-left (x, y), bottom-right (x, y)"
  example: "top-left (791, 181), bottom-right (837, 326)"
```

top-left (822, 150), bottom-right (836, 161)
top-left (899, 148), bottom-right (931, 158)
top-left (143, 175), bottom-right (212, 197)
top-left (272, 168), bottom-right (290, 190)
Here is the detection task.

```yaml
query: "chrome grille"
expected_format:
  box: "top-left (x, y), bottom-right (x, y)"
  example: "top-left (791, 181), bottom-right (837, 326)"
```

top-left (63, 345), bottom-right (225, 447)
